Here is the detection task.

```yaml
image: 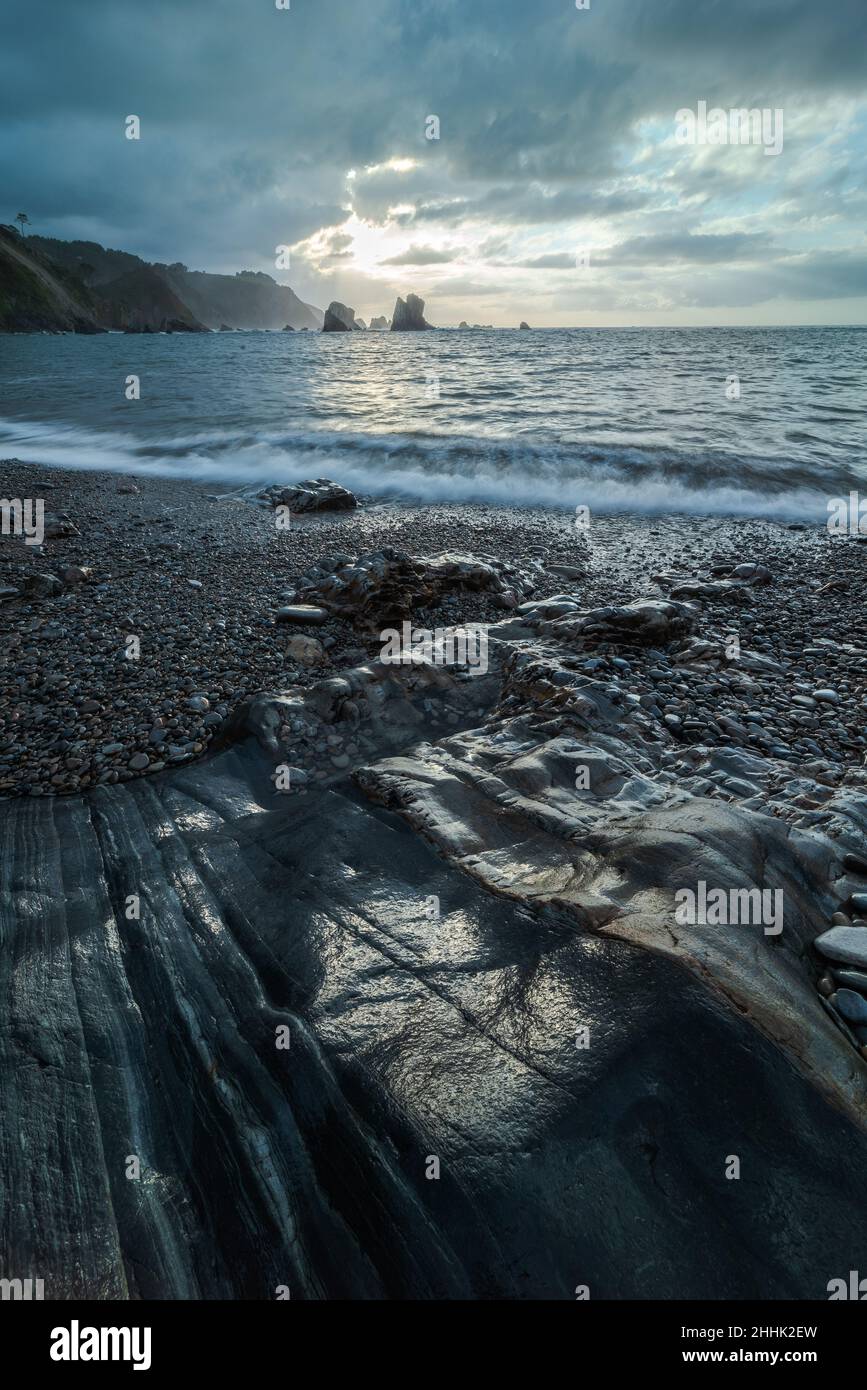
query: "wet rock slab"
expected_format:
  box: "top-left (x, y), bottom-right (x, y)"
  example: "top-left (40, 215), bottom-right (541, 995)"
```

top-left (2, 598), bottom-right (867, 1299)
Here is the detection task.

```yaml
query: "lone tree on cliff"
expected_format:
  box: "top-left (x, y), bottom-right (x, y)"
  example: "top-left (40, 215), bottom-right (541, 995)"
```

top-left (15, 212), bottom-right (29, 237)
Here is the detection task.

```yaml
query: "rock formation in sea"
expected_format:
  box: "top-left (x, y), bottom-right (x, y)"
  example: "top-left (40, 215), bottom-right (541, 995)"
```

top-left (369, 316), bottom-right (390, 330)
top-left (354, 317), bottom-right (367, 330)
top-left (390, 293), bottom-right (432, 330)
top-left (519, 321), bottom-right (531, 329)
top-left (323, 301), bottom-right (361, 332)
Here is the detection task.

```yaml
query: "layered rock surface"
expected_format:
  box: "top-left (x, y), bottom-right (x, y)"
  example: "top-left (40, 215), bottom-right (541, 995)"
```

top-left (3, 569), bottom-right (867, 1299)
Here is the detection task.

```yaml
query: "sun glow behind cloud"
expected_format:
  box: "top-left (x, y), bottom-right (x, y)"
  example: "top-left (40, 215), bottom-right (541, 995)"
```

top-left (14, 0), bottom-right (864, 326)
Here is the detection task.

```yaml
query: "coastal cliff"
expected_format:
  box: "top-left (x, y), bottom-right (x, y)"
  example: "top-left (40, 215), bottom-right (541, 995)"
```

top-left (0, 231), bottom-right (322, 333)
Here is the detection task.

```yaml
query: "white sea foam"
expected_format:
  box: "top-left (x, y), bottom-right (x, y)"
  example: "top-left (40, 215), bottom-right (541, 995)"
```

top-left (0, 416), bottom-right (839, 521)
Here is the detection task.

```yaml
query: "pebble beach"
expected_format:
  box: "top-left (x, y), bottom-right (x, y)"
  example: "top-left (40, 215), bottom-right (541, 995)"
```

top-left (1, 456), bottom-right (866, 802)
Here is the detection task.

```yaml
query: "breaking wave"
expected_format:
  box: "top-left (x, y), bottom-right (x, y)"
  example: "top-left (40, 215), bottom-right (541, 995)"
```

top-left (0, 416), bottom-right (852, 522)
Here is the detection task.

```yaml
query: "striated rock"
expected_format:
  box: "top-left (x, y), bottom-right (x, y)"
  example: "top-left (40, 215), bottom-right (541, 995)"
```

top-left (3, 583), bottom-right (867, 1300)
top-left (390, 294), bottom-right (432, 331)
top-left (258, 478), bottom-right (358, 513)
top-left (354, 318), bottom-right (367, 330)
top-left (323, 301), bottom-right (361, 332)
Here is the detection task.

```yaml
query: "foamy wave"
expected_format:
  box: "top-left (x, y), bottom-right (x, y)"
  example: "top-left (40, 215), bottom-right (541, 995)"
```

top-left (0, 416), bottom-right (843, 522)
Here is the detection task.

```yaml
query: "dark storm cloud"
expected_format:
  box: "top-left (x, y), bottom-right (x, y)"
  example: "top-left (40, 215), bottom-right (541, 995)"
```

top-left (0, 0), bottom-right (865, 315)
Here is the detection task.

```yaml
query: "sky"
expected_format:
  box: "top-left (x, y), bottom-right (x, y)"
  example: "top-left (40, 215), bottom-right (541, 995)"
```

top-left (1, 0), bottom-right (866, 327)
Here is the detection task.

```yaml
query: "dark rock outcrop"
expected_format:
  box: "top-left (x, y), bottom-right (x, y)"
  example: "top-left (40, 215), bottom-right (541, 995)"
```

top-left (390, 294), bottom-right (432, 331)
top-left (519, 321), bottom-right (531, 329)
top-left (258, 478), bottom-right (358, 513)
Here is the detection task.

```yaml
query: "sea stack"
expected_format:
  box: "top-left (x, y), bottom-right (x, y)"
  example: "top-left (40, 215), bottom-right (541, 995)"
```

top-left (519, 321), bottom-right (531, 330)
top-left (323, 301), bottom-right (361, 332)
top-left (390, 294), bottom-right (432, 330)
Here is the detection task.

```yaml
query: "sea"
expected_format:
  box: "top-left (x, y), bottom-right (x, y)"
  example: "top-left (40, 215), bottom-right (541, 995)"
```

top-left (0, 325), bottom-right (864, 520)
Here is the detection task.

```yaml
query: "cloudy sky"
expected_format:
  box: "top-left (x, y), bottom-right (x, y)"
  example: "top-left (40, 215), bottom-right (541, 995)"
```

top-left (2, 0), bottom-right (866, 326)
